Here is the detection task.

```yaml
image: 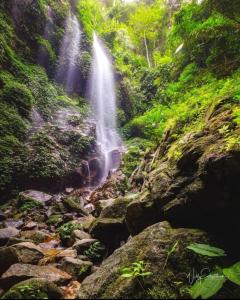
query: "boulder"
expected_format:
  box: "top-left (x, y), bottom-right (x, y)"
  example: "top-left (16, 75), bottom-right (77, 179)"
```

top-left (11, 242), bottom-right (44, 264)
top-left (4, 219), bottom-right (23, 229)
top-left (90, 218), bottom-right (128, 253)
top-left (78, 222), bottom-right (214, 299)
top-left (63, 196), bottom-right (88, 216)
top-left (20, 230), bottom-right (51, 244)
top-left (72, 230), bottom-right (91, 241)
top-left (19, 190), bottom-right (53, 206)
top-left (0, 264), bottom-right (72, 289)
top-left (22, 221), bottom-right (38, 231)
top-left (56, 248), bottom-right (78, 261)
top-left (73, 239), bottom-right (97, 254)
top-left (60, 257), bottom-right (93, 280)
top-left (0, 228), bottom-right (19, 246)
top-left (0, 247), bottom-right (19, 276)
top-left (1, 279), bottom-right (64, 299)
top-left (125, 191), bottom-right (159, 236)
top-left (0, 211), bottom-right (6, 221)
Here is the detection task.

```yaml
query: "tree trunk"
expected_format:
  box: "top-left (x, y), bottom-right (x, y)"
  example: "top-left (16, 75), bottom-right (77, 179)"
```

top-left (144, 31), bottom-right (151, 68)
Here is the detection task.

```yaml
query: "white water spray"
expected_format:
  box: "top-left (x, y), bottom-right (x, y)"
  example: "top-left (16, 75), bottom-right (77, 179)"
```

top-left (89, 33), bottom-right (122, 181)
top-left (55, 13), bottom-right (82, 93)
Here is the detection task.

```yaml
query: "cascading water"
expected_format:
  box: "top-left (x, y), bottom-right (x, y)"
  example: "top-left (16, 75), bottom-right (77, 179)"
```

top-left (89, 32), bottom-right (122, 182)
top-left (55, 13), bottom-right (82, 93)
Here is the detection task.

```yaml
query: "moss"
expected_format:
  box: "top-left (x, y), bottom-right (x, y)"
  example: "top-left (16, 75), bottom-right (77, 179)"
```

top-left (63, 196), bottom-right (87, 215)
top-left (2, 279), bottom-right (63, 299)
top-left (1, 82), bottom-right (34, 118)
top-left (37, 36), bottom-right (57, 63)
top-left (46, 214), bottom-right (63, 226)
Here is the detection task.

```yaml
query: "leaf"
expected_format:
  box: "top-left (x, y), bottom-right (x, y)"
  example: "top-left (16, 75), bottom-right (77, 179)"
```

top-left (223, 262), bottom-right (240, 285)
top-left (120, 268), bottom-right (131, 274)
top-left (121, 273), bottom-right (133, 278)
top-left (187, 243), bottom-right (226, 257)
top-left (190, 273), bottom-right (226, 299)
top-left (140, 272), bottom-right (152, 276)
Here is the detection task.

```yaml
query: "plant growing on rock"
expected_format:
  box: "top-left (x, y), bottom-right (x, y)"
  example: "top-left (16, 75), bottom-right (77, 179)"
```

top-left (57, 221), bottom-right (82, 246)
top-left (120, 261), bottom-right (152, 292)
top-left (84, 240), bottom-right (106, 262)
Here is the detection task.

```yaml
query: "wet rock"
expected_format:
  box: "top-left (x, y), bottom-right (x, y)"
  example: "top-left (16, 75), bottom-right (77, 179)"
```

top-left (78, 222), bottom-right (213, 299)
top-left (19, 190), bottom-right (53, 206)
top-left (20, 230), bottom-right (51, 244)
top-left (125, 191), bottom-right (159, 236)
top-left (65, 187), bottom-right (74, 194)
top-left (90, 218), bottom-right (128, 253)
top-left (6, 238), bottom-right (32, 246)
top-left (0, 228), bottom-right (19, 246)
top-left (1, 278), bottom-right (64, 299)
top-left (60, 257), bottom-right (93, 280)
top-left (56, 248), bottom-right (78, 261)
top-left (73, 239), bottom-right (97, 254)
top-left (78, 215), bottom-right (96, 232)
top-left (4, 219), bottom-right (23, 229)
top-left (0, 211), bottom-right (6, 222)
top-left (12, 242), bottom-right (44, 264)
top-left (22, 221), bottom-right (38, 231)
top-left (63, 195), bottom-right (88, 216)
top-left (0, 264), bottom-right (72, 289)
top-left (0, 247), bottom-right (19, 276)
top-left (46, 214), bottom-right (63, 227)
top-left (72, 230), bottom-right (91, 241)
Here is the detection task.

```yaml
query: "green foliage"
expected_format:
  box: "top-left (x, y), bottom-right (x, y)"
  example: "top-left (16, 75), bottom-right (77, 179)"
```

top-left (19, 199), bottom-right (43, 213)
top-left (223, 262), bottom-right (240, 286)
top-left (163, 241), bottom-right (179, 269)
top-left (190, 271), bottom-right (226, 299)
top-left (122, 138), bottom-right (154, 176)
top-left (120, 261), bottom-right (152, 279)
top-left (1, 81), bottom-right (34, 118)
top-left (84, 241), bottom-right (106, 262)
top-left (2, 282), bottom-right (49, 299)
top-left (187, 243), bottom-right (226, 257)
top-left (57, 222), bottom-right (82, 245)
top-left (77, 0), bottom-right (103, 38)
top-left (187, 243), bottom-right (240, 299)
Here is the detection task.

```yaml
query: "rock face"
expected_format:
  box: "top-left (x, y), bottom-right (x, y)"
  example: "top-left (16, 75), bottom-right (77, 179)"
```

top-left (0, 264), bottom-right (72, 289)
top-left (1, 279), bottom-right (64, 299)
top-left (78, 222), bottom-right (212, 299)
top-left (122, 110), bottom-right (240, 243)
top-left (0, 228), bottom-right (19, 246)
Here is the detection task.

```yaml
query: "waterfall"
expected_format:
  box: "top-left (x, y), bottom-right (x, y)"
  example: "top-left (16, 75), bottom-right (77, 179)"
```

top-left (55, 13), bottom-right (82, 93)
top-left (89, 32), bottom-right (122, 181)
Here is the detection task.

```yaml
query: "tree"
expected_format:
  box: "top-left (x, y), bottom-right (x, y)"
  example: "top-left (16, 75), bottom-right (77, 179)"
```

top-left (128, 1), bottom-right (166, 67)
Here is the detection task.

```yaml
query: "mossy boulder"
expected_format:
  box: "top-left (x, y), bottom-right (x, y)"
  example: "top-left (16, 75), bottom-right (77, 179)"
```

top-left (90, 218), bottom-right (129, 254)
top-left (62, 196), bottom-right (88, 216)
top-left (46, 214), bottom-right (63, 227)
top-left (1, 279), bottom-right (64, 299)
top-left (0, 264), bottom-right (72, 289)
top-left (78, 222), bottom-right (214, 299)
top-left (125, 191), bottom-right (159, 236)
top-left (59, 257), bottom-right (93, 281)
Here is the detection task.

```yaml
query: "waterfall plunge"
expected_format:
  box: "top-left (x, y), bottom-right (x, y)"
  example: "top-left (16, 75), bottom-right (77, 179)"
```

top-left (89, 33), bottom-right (122, 181)
top-left (55, 13), bottom-right (82, 93)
